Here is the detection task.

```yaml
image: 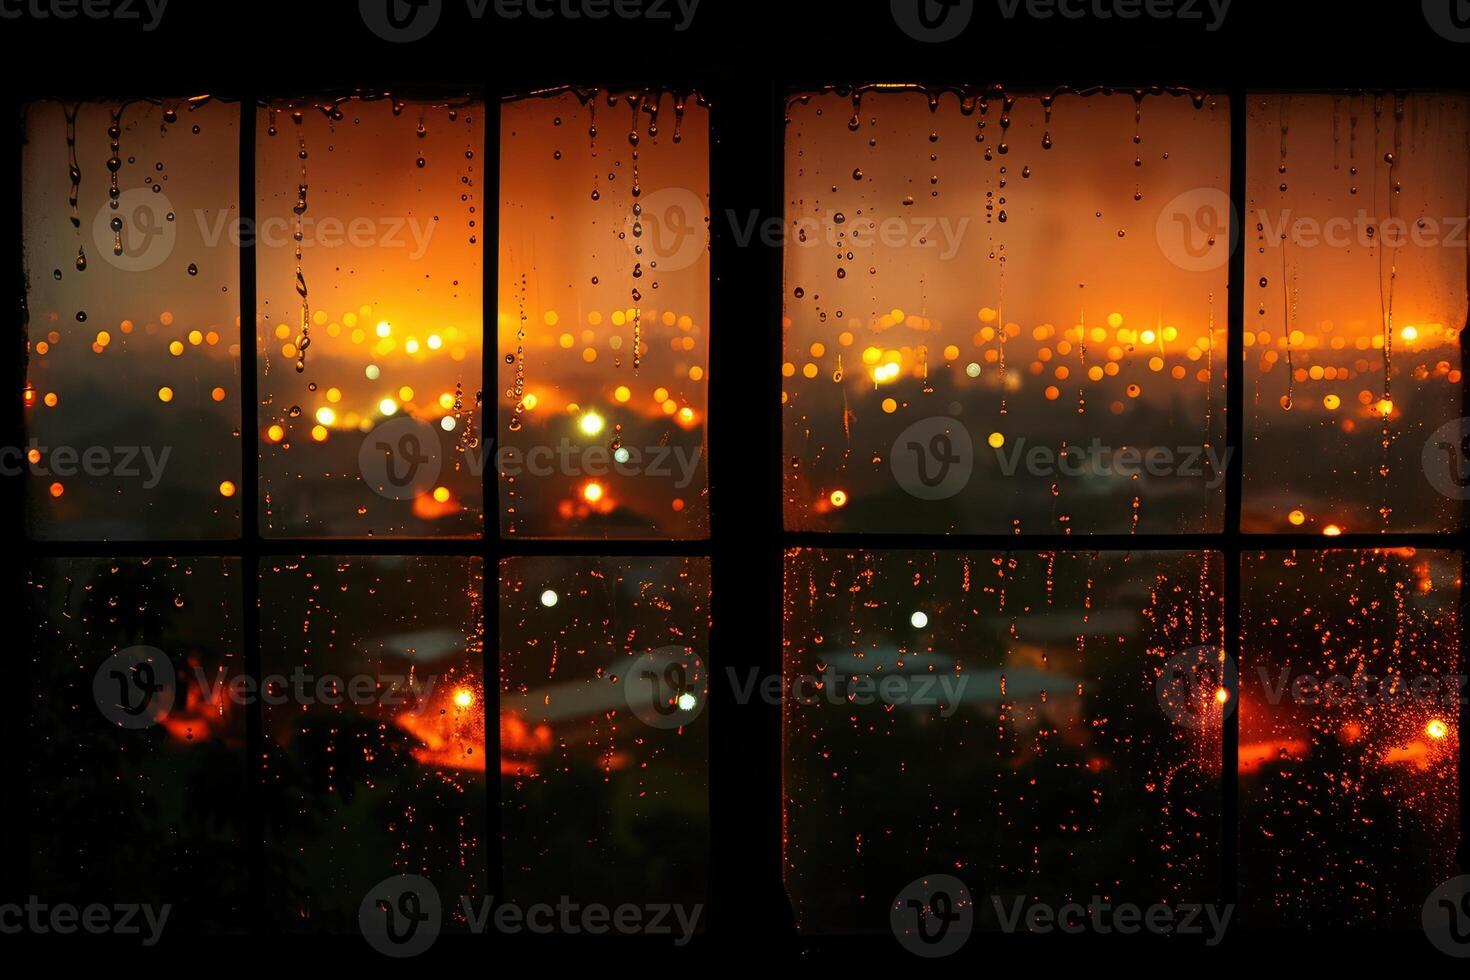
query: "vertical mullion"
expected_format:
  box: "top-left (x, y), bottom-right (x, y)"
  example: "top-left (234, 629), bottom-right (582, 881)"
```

top-left (1222, 86), bottom-right (1247, 912)
top-left (484, 82), bottom-right (503, 916)
top-left (4, 94), bottom-right (28, 911)
top-left (238, 93), bottom-right (266, 935)
top-left (708, 78), bottom-right (791, 938)
top-left (1460, 135), bottom-right (1470, 877)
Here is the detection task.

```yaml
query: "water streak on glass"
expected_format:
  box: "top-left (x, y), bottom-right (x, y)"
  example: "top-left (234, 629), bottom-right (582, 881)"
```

top-left (501, 555), bottom-right (710, 911)
top-left (784, 547), bottom-right (1223, 933)
top-left (499, 89), bottom-right (710, 539)
top-left (1239, 548), bottom-right (1460, 927)
top-left (27, 556), bottom-right (246, 933)
top-left (23, 98), bottom-right (241, 539)
top-left (257, 96), bottom-right (484, 537)
top-left (784, 87), bottom-right (1228, 535)
top-left (259, 555), bottom-right (485, 931)
top-left (1243, 94), bottom-right (1469, 533)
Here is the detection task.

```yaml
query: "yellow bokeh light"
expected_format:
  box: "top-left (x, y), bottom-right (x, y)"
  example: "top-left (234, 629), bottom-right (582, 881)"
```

top-left (579, 411), bottom-right (605, 436)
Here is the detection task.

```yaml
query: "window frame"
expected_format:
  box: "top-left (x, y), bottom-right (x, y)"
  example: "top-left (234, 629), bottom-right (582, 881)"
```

top-left (4, 77), bottom-right (1467, 953)
top-left (771, 82), bottom-right (1470, 937)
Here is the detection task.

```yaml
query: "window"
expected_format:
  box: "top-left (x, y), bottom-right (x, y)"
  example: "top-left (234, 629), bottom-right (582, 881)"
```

top-left (495, 88), bottom-right (712, 916)
top-left (781, 86), bottom-right (1463, 937)
top-left (20, 87), bottom-right (713, 939)
top-left (15, 81), bottom-right (1465, 951)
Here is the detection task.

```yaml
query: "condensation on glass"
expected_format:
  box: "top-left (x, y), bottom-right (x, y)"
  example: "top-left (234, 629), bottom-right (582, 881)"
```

top-left (783, 548), bottom-right (1224, 933)
top-left (22, 99), bottom-right (242, 539)
top-left (783, 88), bottom-right (1229, 534)
top-left (500, 555), bottom-right (710, 911)
top-left (499, 89), bottom-right (710, 540)
top-left (257, 96), bottom-right (484, 538)
top-left (259, 555), bottom-right (485, 931)
top-left (1239, 549), bottom-right (1460, 928)
top-left (27, 556), bottom-right (246, 933)
top-left (1243, 94), bottom-right (1469, 533)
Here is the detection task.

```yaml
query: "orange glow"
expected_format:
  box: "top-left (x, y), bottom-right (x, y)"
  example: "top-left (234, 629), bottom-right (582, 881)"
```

top-left (218, 481), bottom-right (236, 498)
top-left (161, 665), bottom-right (233, 743)
top-left (1214, 686), bottom-right (1230, 704)
top-left (829, 490), bottom-right (848, 508)
top-left (1426, 718), bottom-right (1449, 741)
top-left (499, 712), bottom-right (553, 776)
top-left (411, 488), bottom-right (460, 519)
top-left (48, 481), bottom-right (63, 498)
top-left (1238, 738), bottom-right (1310, 774)
top-left (582, 481), bottom-right (604, 503)
top-left (394, 680), bottom-right (484, 772)
top-left (1322, 524), bottom-right (1343, 537)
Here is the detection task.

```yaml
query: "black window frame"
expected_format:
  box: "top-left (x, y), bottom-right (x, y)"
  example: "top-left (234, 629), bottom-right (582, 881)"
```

top-left (0, 46), bottom-right (1465, 964)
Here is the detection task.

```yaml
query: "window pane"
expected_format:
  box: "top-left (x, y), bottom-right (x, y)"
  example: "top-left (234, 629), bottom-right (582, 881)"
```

top-left (23, 99), bottom-right (241, 539)
top-left (498, 90), bottom-right (710, 539)
top-left (784, 548), bottom-right (1223, 933)
top-left (500, 556), bottom-right (709, 913)
top-left (783, 89), bottom-right (1229, 534)
top-left (1243, 94), bottom-right (1469, 532)
top-left (259, 556), bottom-right (485, 931)
top-left (257, 98), bottom-right (484, 538)
top-left (28, 556), bottom-right (246, 934)
top-left (1240, 549), bottom-right (1460, 928)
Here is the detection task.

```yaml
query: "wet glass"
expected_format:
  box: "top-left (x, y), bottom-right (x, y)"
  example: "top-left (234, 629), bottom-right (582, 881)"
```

top-left (783, 548), bottom-right (1223, 933)
top-left (27, 556), bottom-right (247, 933)
top-left (1239, 549), bottom-right (1460, 928)
top-left (498, 89), bottom-right (710, 540)
top-left (22, 99), bottom-right (242, 540)
top-left (259, 555), bottom-right (485, 932)
top-left (257, 97), bottom-right (484, 538)
top-left (1243, 94), bottom-right (1469, 533)
top-left (783, 88), bottom-right (1229, 534)
top-left (500, 555), bottom-right (710, 913)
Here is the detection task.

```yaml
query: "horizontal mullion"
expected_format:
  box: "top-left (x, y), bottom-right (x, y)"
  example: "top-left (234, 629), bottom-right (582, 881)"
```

top-left (781, 531), bottom-right (1466, 552)
top-left (15, 536), bottom-right (713, 559)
